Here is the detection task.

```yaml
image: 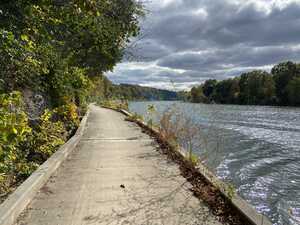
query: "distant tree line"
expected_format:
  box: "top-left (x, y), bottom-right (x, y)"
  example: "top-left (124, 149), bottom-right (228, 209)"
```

top-left (112, 84), bottom-right (180, 101)
top-left (87, 79), bottom-right (180, 101)
top-left (188, 61), bottom-right (300, 106)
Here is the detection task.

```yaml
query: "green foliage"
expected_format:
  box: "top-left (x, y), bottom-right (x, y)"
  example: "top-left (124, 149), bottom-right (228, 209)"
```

top-left (46, 66), bottom-right (90, 107)
top-left (0, 0), bottom-right (144, 100)
top-left (55, 102), bottom-right (80, 134)
top-left (226, 183), bottom-right (236, 200)
top-left (0, 94), bottom-right (82, 197)
top-left (188, 61), bottom-right (300, 106)
top-left (287, 77), bottom-right (300, 106)
top-left (128, 112), bottom-right (144, 121)
top-left (100, 100), bottom-right (129, 111)
top-left (177, 91), bottom-right (190, 101)
top-left (146, 104), bottom-right (156, 128)
top-left (190, 86), bottom-right (208, 103)
top-left (0, 29), bottom-right (46, 92)
top-left (272, 61), bottom-right (300, 105)
top-left (202, 79), bottom-right (217, 100)
top-left (29, 110), bottom-right (66, 162)
top-left (238, 70), bottom-right (276, 105)
top-left (186, 152), bottom-right (199, 166)
top-left (147, 104), bottom-right (156, 114)
top-left (213, 78), bottom-right (240, 104)
top-left (0, 92), bottom-right (32, 193)
top-left (0, 0), bottom-right (144, 198)
top-left (87, 75), bottom-right (114, 102)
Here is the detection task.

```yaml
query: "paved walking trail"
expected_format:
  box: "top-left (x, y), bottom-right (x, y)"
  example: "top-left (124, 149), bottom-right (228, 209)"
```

top-left (16, 105), bottom-right (221, 225)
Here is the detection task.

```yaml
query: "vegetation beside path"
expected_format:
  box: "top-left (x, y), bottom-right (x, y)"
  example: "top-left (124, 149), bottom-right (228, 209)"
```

top-left (0, 0), bottom-right (143, 200)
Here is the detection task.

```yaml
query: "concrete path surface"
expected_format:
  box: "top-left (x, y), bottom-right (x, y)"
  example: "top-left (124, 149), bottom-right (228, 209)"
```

top-left (16, 105), bottom-right (221, 225)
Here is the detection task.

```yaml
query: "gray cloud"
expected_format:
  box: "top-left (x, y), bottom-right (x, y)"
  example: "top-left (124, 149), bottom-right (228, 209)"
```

top-left (108, 0), bottom-right (300, 90)
top-left (158, 46), bottom-right (300, 71)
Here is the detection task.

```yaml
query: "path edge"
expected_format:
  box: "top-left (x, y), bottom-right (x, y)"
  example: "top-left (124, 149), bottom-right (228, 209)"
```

top-left (0, 105), bottom-right (91, 225)
top-left (119, 108), bottom-right (272, 225)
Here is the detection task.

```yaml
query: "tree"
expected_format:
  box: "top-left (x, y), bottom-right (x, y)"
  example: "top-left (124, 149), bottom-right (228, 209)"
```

top-left (286, 77), bottom-right (300, 106)
top-left (271, 61), bottom-right (299, 105)
top-left (0, 0), bottom-right (144, 104)
top-left (213, 78), bottom-right (240, 104)
top-left (187, 61), bottom-right (300, 107)
top-left (238, 70), bottom-right (275, 105)
top-left (202, 79), bottom-right (217, 99)
top-left (190, 86), bottom-right (208, 103)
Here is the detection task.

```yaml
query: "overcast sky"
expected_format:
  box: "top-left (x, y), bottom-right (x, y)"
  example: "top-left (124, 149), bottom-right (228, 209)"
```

top-left (107, 0), bottom-right (300, 90)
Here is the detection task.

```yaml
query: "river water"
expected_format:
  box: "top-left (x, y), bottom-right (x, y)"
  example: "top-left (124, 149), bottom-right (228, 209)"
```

top-left (129, 101), bottom-right (300, 225)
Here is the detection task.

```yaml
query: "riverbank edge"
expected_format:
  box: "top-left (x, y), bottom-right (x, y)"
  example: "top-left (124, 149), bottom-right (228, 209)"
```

top-left (117, 108), bottom-right (272, 225)
top-left (0, 105), bottom-right (91, 225)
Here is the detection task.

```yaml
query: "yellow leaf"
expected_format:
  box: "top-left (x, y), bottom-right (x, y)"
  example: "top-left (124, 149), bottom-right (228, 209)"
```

top-left (12, 127), bottom-right (18, 134)
top-left (21, 34), bottom-right (29, 42)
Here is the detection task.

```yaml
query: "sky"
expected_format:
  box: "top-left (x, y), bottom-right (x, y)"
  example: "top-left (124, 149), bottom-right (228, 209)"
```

top-left (107, 0), bottom-right (300, 90)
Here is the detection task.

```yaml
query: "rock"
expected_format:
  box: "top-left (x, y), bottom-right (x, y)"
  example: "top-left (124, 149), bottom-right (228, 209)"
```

top-left (22, 89), bottom-right (50, 120)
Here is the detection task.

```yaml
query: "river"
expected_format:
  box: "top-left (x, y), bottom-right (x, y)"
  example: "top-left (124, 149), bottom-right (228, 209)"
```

top-left (129, 101), bottom-right (300, 225)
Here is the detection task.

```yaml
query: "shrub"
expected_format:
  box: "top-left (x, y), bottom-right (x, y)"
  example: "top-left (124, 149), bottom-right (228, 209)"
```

top-left (28, 110), bottom-right (66, 162)
top-left (159, 106), bottom-right (202, 165)
top-left (0, 93), bottom-right (71, 198)
top-left (127, 113), bottom-right (144, 122)
top-left (100, 100), bottom-right (129, 111)
top-left (186, 152), bottom-right (199, 166)
top-left (55, 102), bottom-right (80, 135)
top-left (0, 92), bottom-right (32, 194)
top-left (159, 108), bottom-right (182, 148)
top-left (146, 104), bottom-right (156, 129)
